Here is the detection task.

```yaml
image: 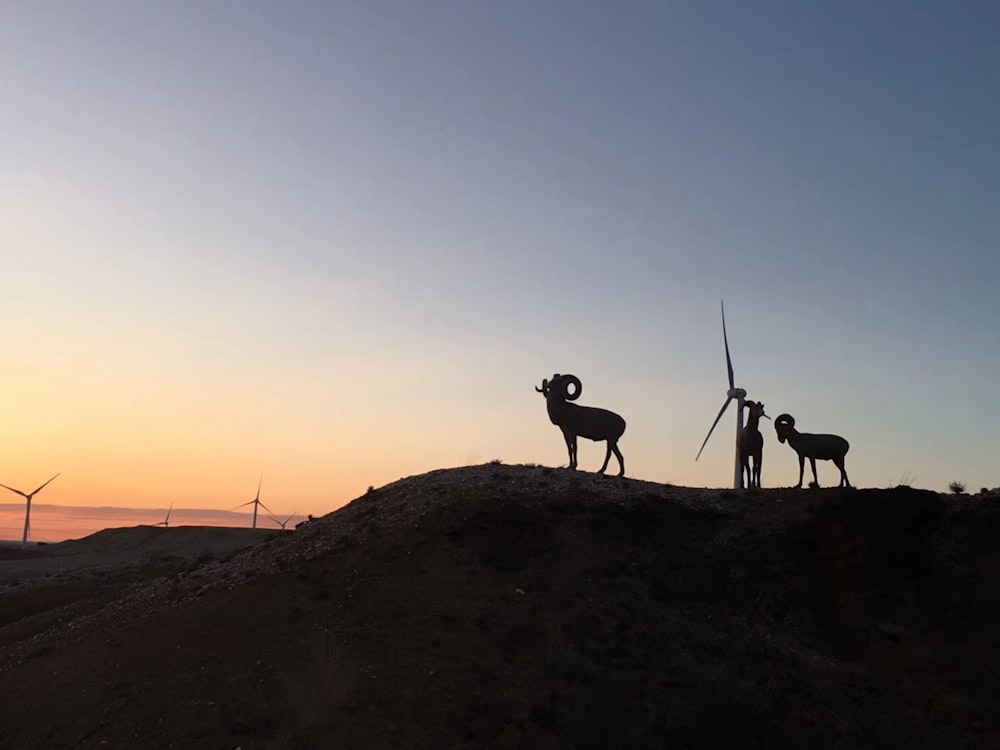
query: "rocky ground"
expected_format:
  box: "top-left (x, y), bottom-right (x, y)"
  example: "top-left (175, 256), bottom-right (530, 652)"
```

top-left (0, 464), bottom-right (996, 749)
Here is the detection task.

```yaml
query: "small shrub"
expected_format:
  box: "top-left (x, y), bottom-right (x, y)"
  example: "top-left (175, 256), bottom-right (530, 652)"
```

top-left (489, 458), bottom-right (503, 465)
top-left (948, 481), bottom-right (966, 495)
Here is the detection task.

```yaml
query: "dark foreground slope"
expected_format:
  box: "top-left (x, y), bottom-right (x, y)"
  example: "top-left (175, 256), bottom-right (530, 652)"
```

top-left (0, 465), bottom-right (997, 749)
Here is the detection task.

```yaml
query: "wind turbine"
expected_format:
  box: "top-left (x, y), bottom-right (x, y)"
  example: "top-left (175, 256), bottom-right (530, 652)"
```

top-left (0, 473), bottom-right (60, 547)
top-left (270, 511), bottom-right (296, 530)
top-left (231, 475), bottom-right (272, 529)
top-left (695, 301), bottom-right (760, 490)
top-left (153, 502), bottom-right (174, 528)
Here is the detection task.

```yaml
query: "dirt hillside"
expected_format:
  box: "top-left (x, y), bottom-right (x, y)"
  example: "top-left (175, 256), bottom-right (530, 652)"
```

top-left (0, 464), bottom-right (996, 749)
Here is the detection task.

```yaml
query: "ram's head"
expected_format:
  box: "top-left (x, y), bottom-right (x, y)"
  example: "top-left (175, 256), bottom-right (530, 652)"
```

top-left (535, 373), bottom-right (582, 400)
top-left (774, 413), bottom-right (795, 444)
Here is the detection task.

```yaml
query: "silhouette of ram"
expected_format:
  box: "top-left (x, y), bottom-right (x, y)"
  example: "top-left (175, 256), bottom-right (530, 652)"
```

top-left (774, 413), bottom-right (851, 488)
top-left (536, 373), bottom-right (626, 476)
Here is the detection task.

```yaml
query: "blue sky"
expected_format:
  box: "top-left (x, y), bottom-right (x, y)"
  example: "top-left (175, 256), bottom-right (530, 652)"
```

top-left (1, 0), bottom-right (998, 518)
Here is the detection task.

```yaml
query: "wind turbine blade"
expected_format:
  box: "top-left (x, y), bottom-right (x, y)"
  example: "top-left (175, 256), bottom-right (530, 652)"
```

top-left (722, 301), bottom-right (735, 390)
top-left (257, 500), bottom-right (275, 517)
top-left (230, 500), bottom-right (256, 511)
top-left (0, 483), bottom-right (27, 498)
top-left (255, 473), bottom-right (262, 501)
top-left (30, 473), bottom-right (60, 496)
top-left (165, 502), bottom-right (173, 522)
top-left (695, 396), bottom-right (733, 462)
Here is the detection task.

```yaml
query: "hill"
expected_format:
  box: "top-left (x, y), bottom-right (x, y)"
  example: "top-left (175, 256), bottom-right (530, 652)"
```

top-left (0, 525), bottom-right (281, 583)
top-left (0, 464), bottom-right (997, 749)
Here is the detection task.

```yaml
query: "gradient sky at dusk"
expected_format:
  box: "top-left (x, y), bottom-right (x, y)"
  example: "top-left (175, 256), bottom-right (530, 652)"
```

top-left (2, 1), bottom-right (998, 534)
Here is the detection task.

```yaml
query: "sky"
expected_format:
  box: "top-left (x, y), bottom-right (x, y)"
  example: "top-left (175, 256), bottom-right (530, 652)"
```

top-left (2, 1), bottom-right (999, 538)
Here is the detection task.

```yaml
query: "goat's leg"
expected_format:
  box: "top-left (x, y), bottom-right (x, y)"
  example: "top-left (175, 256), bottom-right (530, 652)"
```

top-left (611, 442), bottom-right (625, 477)
top-left (754, 453), bottom-right (762, 488)
top-left (796, 454), bottom-right (805, 488)
top-left (809, 457), bottom-right (819, 487)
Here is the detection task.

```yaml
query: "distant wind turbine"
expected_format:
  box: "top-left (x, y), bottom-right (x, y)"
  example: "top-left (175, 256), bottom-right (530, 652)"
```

top-left (0, 473), bottom-right (60, 547)
top-left (695, 301), bottom-right (765, 490)
top-left (153, 502), bottom-right (174, 528)
top-left (270, 511), bottom-right (296, 530)
top-left (231, 475), bottom-right (272, 529)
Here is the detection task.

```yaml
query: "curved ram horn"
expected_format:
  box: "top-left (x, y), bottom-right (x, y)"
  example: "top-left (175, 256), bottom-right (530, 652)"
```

top-left (559, 374), bottom-right (582, 401)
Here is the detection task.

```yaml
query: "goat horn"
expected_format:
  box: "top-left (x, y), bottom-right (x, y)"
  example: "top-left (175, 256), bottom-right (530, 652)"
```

top-left (560, 374), bottom-right (582, 401)
top-left (774, 414), bottom-right (794, 428)
top-left (535, 378), bottom-right (549, 394)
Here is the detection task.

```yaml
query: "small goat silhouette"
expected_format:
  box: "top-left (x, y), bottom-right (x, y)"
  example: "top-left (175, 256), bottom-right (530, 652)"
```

top-left (739, 400), bottom-right (769, 489)
top-left (536, 374), bottom-right (626, 476)
top-left (773, 413), bottom-right (851, 488)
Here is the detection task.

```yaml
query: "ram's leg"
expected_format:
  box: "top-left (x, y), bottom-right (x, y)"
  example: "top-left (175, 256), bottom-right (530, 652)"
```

top-left (835, 457), bottom-right (851, 488)
top-left (809, 457), bottom-right (819, 487)
top-left (598, 442), bottom-right (612, 474)
top-left (563, 430), bottom-right (578, 470)
top-left (755, 454), bottom-right (763, 488)
top-left (611, 442), bottom-right (625, 477)
top-left (796, 455), bottom-right (805, 488)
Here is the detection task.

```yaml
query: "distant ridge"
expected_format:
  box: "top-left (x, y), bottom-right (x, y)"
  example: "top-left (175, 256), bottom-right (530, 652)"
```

top-left (0, 525), bottom-right (282, 583)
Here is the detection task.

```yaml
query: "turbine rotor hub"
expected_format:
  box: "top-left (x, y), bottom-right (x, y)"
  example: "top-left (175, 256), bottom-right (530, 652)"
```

top-left (727, 388), bottom-right (747, 400)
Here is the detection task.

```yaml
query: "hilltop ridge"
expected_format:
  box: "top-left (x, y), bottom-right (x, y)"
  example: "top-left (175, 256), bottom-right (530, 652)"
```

top-left (0, 464), bottom-right (996, 749)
